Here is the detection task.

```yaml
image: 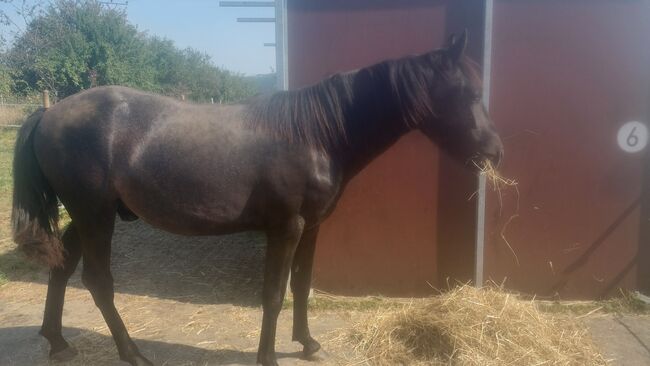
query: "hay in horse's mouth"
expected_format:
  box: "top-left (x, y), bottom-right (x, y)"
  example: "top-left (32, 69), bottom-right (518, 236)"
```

top-left (475, 160), bottom-right (518, 190)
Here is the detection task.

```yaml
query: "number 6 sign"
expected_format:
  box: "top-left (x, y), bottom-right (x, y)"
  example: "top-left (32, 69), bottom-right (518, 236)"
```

top-left (617, 121), bottom-right (648, 153)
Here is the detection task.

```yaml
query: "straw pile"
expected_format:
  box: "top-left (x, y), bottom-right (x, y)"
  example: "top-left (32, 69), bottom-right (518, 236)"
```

top-left (351, 285), bottom-right (608, 365)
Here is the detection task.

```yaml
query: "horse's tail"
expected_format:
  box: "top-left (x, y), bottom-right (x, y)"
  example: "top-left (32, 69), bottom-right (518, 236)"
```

top-left (11, 108), bottom-right (63, 268)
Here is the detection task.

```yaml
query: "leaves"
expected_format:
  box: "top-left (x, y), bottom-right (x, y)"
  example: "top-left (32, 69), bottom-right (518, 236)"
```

top-left (1, 0), bottom-right (254, 102)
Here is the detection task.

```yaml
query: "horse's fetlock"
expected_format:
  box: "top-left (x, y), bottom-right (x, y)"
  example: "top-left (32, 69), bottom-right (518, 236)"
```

top-left (39, 326), bottom-right (57, 340)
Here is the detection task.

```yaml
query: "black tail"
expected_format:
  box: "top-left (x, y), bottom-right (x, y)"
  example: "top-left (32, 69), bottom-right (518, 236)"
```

top-left (11, 108), bottom-right (63, 267)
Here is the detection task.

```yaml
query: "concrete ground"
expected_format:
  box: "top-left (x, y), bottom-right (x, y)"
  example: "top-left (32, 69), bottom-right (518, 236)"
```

top-left (586, 315), bottom-right (650, 366)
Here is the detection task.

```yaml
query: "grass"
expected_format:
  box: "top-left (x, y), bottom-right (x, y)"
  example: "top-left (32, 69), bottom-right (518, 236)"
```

top-left (0, 105), bottom-right (35, 126)
top-left (537, 289), bottom-right (650, 315)
top-left (0, 128), bottom-right (42, 286)
top-left (0, 129), bottom-right (17, 199)
top-left (0, 247), bottom-right (41, 286)
top-left (283, 292), bottom-right (405, 312)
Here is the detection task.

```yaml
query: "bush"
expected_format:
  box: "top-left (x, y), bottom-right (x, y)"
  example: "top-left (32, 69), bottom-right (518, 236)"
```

top-left (4, 0), bottom-right (254, 103)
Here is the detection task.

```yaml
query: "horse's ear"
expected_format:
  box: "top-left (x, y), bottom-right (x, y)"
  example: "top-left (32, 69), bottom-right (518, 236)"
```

top-left (446, 29), bottom-right (468, 64)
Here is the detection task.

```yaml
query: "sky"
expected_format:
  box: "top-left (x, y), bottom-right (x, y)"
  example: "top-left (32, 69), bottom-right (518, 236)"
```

top-left (0, 0), bottom-right (277, 76)
top-left (126, 0), bottom-right (276, 75)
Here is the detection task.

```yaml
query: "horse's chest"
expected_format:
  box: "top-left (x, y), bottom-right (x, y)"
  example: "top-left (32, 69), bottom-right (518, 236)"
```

top-left (301, 153), bottom-right (341, 221)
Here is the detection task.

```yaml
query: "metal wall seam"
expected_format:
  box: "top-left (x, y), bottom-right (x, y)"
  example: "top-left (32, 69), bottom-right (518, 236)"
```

top-left (475, 0), bottom-right (494, 287)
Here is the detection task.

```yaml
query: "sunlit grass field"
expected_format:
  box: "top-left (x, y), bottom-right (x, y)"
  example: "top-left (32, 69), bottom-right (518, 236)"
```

top-left (0, 106), bottom-right (38, 126)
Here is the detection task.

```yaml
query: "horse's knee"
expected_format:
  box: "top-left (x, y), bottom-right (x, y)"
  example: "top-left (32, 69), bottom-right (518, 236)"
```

top-left (263, 292), bottom-right (284, 314)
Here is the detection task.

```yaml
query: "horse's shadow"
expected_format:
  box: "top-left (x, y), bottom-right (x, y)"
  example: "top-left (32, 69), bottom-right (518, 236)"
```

top-left (0, 326), bottom-right (301, 366)
top-left (1, 220), bottom-right (267, 307)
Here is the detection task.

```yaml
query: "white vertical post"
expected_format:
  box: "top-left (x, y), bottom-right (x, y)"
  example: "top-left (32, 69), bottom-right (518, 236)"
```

top-left (475, 0), bottom-right (494, 287)
top-left (275, 0), bottom-right (288, 91)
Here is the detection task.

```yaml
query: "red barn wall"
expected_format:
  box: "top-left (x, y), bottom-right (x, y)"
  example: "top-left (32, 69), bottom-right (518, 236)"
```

top-left (485, 0), bottom-right (650, 299)
top-left (287, 0), bottom-right (484, 295)
top-left (287, 0), bottom-right (650, 299)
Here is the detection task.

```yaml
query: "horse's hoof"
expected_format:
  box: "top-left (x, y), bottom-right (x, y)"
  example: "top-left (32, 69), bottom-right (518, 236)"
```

top-left (301, 338), bottom-right (321, 359)
top-left (49, 346), bottom-right (78, 362)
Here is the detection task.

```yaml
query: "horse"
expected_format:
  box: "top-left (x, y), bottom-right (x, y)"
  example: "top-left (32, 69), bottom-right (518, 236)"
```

top-left (11, 31), bottom-right (502, 366)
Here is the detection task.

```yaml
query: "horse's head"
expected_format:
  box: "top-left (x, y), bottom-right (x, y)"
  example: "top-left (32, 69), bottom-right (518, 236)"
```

top-left (418, 31), bottom-right (503, 169)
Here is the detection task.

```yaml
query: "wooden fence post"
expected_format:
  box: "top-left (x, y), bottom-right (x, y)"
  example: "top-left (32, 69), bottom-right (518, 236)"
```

top-left (42, 90), bottom-right (50, 109)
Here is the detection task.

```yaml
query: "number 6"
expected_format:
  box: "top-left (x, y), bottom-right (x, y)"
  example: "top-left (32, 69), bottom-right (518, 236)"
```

top-left (627, 127), bottom-right (639, 147)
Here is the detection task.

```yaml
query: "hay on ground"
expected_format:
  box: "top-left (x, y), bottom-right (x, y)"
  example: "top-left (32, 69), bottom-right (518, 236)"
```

top-left (351, 285), bottom-right (608, 365)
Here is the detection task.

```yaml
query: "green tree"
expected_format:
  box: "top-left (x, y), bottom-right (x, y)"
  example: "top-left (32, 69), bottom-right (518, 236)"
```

top-left (0, 54), bottom-right (12, 96)
top-left (5, 0), bottom-right (254, 102)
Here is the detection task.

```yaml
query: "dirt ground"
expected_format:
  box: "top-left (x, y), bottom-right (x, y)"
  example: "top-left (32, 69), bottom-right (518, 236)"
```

top-left (0, 220), bottom-right (360, 366)
top-left (2, 219), bottom-right (650, 365)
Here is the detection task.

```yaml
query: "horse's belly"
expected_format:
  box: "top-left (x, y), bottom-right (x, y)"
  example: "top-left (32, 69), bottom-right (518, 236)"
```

top-left (116, 173), bottom-right (257, 236)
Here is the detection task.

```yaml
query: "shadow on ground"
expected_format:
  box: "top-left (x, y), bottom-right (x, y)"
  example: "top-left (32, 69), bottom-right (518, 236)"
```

top-left (0, 326), bottom-right (303, 366)
top-left (0, 220), bottom-right (267, 307)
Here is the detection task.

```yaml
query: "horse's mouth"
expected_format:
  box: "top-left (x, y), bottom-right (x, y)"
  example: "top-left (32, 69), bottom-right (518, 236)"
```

top-left (465, 150), bottom-right (503, 174)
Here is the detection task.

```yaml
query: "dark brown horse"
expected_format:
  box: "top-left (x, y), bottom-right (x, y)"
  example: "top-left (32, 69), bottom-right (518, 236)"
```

top-left (12, 32), bottom-right (502, 366)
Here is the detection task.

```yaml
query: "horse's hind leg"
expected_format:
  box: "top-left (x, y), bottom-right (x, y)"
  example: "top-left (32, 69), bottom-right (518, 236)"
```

top-left (76, 207), bottom-right (152, 366)
top-left (40, 225), bottom-right (82, 361)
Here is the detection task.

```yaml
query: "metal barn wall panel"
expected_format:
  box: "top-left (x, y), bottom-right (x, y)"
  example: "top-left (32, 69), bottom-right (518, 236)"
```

top-left (287, 0), bottom-right (484, 295)
top-left (485, 0), bottom-right (650, 298)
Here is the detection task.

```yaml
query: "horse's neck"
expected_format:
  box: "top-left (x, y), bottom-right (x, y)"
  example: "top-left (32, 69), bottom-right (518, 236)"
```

top-left (334, 68), bottom-right (413, 180)
top-left (337, 121), bottom-right (411, 181)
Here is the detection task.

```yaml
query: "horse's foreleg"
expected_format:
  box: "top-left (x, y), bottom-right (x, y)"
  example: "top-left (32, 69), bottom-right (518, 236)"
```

top-left (40, 225), bottom-right (82, 360)
top-left (290, 225), bottom-right (321, 358)
top-left (257, 216), bottom-right (305, 366)
top-left (78, 213), bottom-right (152, 366)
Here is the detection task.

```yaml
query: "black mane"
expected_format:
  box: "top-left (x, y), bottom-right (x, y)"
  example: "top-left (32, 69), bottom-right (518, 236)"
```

top-left (245, 49), bottom-right (479, 151)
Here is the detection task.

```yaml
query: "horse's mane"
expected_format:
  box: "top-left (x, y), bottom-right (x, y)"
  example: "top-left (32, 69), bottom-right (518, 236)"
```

top-left (245, 71), bottom-right (356, 151)
top-left (245, 49), bottom-right (480, 151)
